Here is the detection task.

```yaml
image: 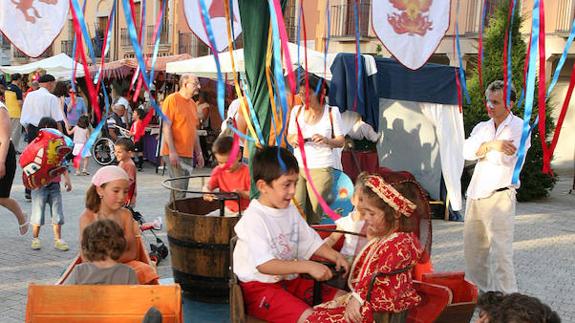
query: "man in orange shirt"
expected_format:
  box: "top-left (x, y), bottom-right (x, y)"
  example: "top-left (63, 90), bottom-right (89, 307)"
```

top-left (161, 73), bottom-right (204, 200)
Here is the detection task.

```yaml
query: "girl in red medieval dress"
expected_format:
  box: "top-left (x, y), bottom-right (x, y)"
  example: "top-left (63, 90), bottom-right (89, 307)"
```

top-left (306, 174), bottom-right (422, 323)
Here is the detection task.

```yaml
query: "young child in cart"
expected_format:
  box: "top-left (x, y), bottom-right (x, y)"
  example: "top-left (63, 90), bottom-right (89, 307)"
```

top-left (306, 174), bottom-right (422, 323)
top-left (233, 146), bottom-right (349, 323)
top-left (66, 219), bottom-right (137, 285)
top-left (202, 136), bottom-right (250, 217)
top-left (323, 172), bottom-right (369, 263)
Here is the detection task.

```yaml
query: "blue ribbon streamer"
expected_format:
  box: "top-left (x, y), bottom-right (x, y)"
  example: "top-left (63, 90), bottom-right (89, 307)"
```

top-left (120, 0), bottom-right (168, 122)
top-left (547, 18), bottom-right (575, 96)
top-left (70, 0), bottom-right (96, 63)
top-left (94, 1), bottom-right (117, 83)
top-left (268, 0), bottom-right (292, 169)
top-left (268, 0), bottom-right (290, 142)
top-left (325, 0), bottom-right (331, 71)
top-left (296, 1), bottom-right (302, 87)
top-left (148, 0), bottom-right (167, 87)
top-left (455, 0), bottom-right (471, 104)
top-left (479, 0), bottom-right (487, 75)
top-left (353, 0), bottom-right (363, 110)
top-left (505, 0), bottom-right (517, 105)
top-left (239, 74), bottom-right (266, 145)
top-left (198, 0), bottom-right (226, 130)
top-left (512, 0), bottom-right (540, 184)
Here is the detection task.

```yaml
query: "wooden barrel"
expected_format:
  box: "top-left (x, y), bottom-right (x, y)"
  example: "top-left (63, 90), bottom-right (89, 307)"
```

top-left (165, 197), bottom-right (239, 303)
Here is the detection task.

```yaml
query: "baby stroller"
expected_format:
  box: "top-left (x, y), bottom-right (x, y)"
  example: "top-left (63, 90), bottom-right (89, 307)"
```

top-left (126, 203), bottom-right (169, 265)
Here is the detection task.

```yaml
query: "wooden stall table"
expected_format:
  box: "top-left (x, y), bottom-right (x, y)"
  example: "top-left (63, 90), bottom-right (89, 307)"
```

top-left (142, 125), bottom-right (161, 166)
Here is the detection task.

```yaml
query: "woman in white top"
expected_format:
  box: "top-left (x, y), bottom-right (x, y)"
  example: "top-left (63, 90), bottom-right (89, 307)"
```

top-left (288, 74), bottom-right (345, 224)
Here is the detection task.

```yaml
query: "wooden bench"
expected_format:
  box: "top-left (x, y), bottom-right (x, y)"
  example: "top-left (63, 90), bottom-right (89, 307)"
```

top-left (26, 284), bottom-right (182, 323)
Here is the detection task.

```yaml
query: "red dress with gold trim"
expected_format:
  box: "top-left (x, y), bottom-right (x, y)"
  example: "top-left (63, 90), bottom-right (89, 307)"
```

top-left (306, 232), bottom-right (421, 323)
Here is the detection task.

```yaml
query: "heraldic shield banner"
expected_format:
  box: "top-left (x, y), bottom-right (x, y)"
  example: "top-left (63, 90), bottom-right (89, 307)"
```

top-left (372, 0), bottom-right (450, 70)
top-left (184, 0), bottom-right (242, 53)
top-left (0, 0), bottom-right (69, 57)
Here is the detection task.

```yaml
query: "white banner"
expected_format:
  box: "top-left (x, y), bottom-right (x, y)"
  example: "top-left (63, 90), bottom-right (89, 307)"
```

top-left (183, 0), bottom-right (242, 53)
top-left (0, 0), bottom-right (69, 58)
top-left (372, 0), bottom-right (450, 70)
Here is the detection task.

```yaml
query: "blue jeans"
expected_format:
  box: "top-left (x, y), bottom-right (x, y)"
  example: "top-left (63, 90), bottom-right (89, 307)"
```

top-left (30, 182), bottom-right (65, 226)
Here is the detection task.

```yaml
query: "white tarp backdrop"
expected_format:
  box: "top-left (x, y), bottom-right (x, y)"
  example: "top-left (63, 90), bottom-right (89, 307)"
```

top-left (0, 0), bottom-right (69, 57)
top-left (378, 99), bottom-right (464, 211)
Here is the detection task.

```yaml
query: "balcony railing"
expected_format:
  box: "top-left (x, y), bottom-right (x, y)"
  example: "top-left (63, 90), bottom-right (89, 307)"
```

top-left (284, 0), bottom-right (297, 42)
top-left (146, 24), bottom-right (172, 46)
top-left (178, 32), bottom-right (210, 57)
top-left (13, 46), bottom-right (52, 59)
top-left (330, 1), bottom-right (371, 38)
top-left (555, 0), bottom-right (575, 34)
top-left (61, 40), bottom-right (73, 57)
top-left (121, 25), bottom-right (172, 48)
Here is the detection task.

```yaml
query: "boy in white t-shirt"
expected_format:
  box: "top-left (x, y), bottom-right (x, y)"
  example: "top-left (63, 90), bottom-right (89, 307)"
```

top-left (233, 146), bottom-right (349, 323)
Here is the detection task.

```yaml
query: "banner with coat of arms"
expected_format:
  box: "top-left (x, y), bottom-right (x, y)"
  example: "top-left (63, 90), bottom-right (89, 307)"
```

top-left (372, 0), bottom-right (451, 70)
top-left (0, 0), bottom-right (69, 57)
top-left (183, 0), bottom-right (242, 53)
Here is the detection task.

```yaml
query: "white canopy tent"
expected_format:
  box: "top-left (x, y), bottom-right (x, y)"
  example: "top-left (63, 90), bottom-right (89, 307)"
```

top-left (166, 42), bottom-right (377, 80)
top-left (0, 53), bottom-right (85, 80)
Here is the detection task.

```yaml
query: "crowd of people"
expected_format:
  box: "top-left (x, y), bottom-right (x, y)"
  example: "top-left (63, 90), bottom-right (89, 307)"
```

top-left (0, 69), bottom-right (562, 323)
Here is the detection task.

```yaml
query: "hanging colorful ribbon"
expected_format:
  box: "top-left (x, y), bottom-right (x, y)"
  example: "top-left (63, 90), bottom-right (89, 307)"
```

top-left (512, 0), bottom-right (540, 185)
top-left (69, 0), bottom-right (102, 122)
top-left (221, 0), bottom-right (261, 147)
top-left (323, 0), bottom-right (331, 83)
top-left (120, 0), bottom-right (168, 123)
top-left (502, 0), bottom-right (517, 108)
top-left (268, 0), bottom-right (340, 221)
top-left (352, 0), bottom-right (363, 112)
top-left (477, 0), bottom-right (488, 113)
top-left (537, 0), bottom-right (550, 174)
top-left (454, 0), bottom-right (470, 105)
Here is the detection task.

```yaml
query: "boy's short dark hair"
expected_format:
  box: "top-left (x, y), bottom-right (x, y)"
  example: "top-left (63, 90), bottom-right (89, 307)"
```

top-left (252, 146), bottom-right (298, 184)
top-left (81, 219), bottom-right (127, 261)
top-left (38, 117), bottom-right (58, 129)
top-left (212, 136), bottom-right (234, 155)
top-left (115, 138), bottom-right (134, 152)
top-left (134, 108), bottom-right (146, 120)
top-left (491, 293), bottom-right (561, 323)
top-left (478, 292), bottom-right (561, 323)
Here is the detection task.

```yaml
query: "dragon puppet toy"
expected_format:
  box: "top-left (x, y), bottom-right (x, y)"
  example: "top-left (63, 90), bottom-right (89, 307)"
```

top-left (19, 129), bottom-right (73, 190)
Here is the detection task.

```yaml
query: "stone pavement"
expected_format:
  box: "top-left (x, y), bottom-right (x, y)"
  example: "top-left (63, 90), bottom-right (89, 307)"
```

top-left (0, 162), bottom-right (573, 322)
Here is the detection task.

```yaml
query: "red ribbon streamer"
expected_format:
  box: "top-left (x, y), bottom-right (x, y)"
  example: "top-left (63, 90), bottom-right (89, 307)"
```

top-left (537, 0), bottom-right (550, 174)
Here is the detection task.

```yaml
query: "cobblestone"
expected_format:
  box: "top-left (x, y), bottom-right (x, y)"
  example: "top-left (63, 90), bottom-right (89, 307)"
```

top-left (0, 163), bottom-right (573, 321)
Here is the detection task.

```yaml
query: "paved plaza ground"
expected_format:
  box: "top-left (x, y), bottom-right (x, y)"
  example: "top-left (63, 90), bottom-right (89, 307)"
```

top-left (0, 162), bottom-right (573, 322)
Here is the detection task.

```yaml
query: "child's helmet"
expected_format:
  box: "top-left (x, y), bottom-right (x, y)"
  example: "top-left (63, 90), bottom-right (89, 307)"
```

top-left (19, 129), bottom-right (73, 189)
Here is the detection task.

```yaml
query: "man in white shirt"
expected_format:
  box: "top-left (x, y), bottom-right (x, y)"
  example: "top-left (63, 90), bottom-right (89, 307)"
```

top-left (20, 74), bottom-right (64, 142)
top-left (462, 80), bottom-right (530, 294)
